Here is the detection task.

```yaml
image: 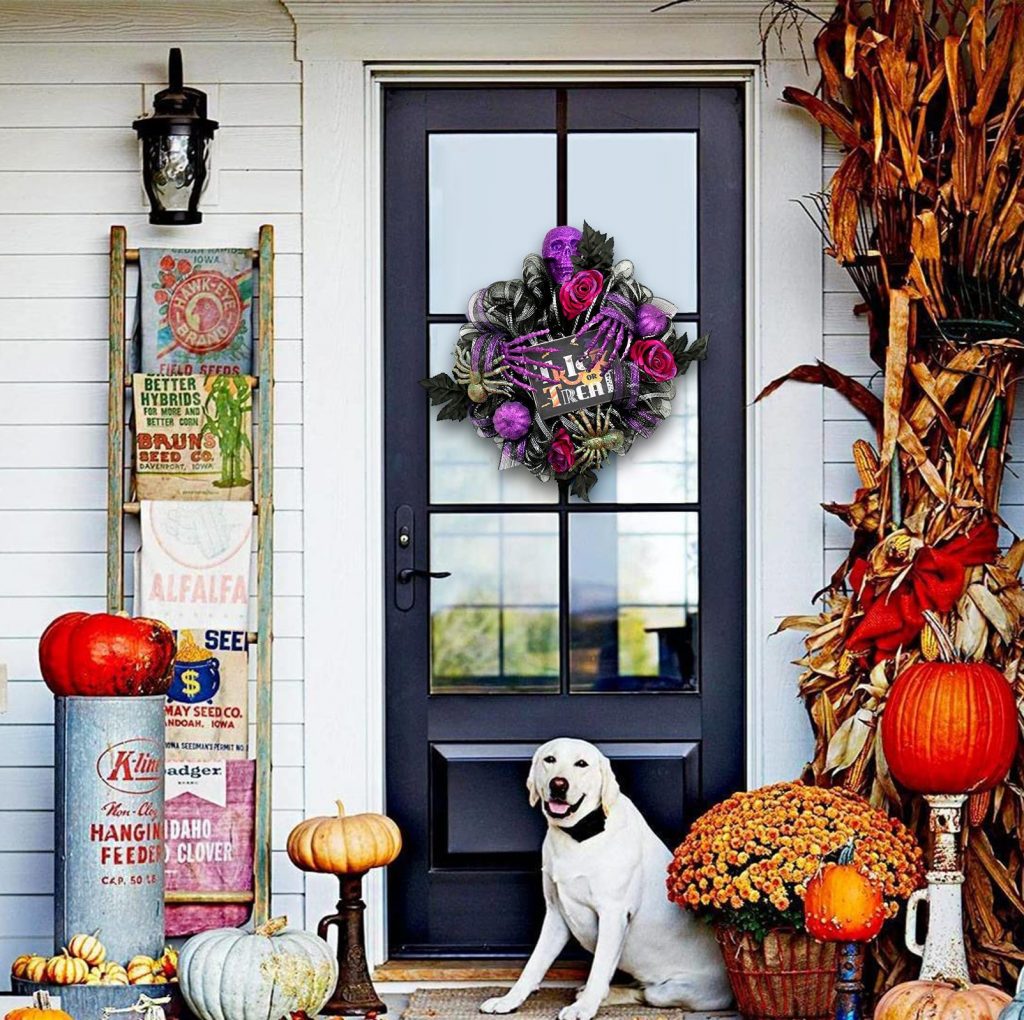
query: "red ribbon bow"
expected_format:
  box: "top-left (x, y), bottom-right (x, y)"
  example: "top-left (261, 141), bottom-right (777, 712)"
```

top-left (846, 522), bottom-right (999, 661)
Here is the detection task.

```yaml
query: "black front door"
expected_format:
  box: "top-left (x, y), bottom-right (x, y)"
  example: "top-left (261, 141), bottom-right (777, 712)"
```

top-left (383, 85), bottom-right (746, 957)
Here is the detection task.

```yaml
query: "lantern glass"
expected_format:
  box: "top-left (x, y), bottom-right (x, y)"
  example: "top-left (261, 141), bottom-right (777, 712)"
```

top-left (140, 129), bottom-right (211, 222)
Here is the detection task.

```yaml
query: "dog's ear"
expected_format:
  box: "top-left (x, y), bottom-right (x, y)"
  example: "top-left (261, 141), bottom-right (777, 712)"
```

top-left (599, 753), bottom-right (620, 815)
top-left (526, 750), bottom-right (542, 807)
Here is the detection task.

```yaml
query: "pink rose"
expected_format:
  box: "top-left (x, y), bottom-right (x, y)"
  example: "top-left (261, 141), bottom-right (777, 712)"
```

top-left (559, 270), bottom-right (604, 318)
top-left (629, 337), bottom-right (677, 382)
top-left (547, 427), bottom-right (576, 474)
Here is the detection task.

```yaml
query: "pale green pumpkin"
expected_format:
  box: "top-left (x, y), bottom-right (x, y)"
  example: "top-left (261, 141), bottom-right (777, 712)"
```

top-left (999, 971), bottom-right (1024, 1020)
top-left (178, 916), bottom-right (337, 1020)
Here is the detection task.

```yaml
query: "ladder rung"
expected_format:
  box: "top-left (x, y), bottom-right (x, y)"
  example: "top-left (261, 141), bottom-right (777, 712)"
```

top-left (164, 890), bottom-right (255, 905)
top-left (124, 501), bottom-right (259, 516)
top-left (125, 375), bottom-right (260, 390)
top-left (125, 248), bottom-right (258, 264)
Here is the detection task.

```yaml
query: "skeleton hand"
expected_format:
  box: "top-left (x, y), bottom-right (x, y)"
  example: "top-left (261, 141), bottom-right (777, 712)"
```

top-left (580, 292), bottom-right (636, 363)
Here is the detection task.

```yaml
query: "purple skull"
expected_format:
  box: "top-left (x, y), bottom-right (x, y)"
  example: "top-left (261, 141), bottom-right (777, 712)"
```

top-left (542, 225), bottom-right (582, 285)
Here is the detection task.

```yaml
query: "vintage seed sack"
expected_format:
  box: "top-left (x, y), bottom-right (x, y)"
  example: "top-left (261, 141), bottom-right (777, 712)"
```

top-left (530, 335), bottom-right (622, 420)
top-left (139, 248), bottom-right (254, 376)
top-left (133, 372), bottom-right (254, 500)
top-left (164, 758), bottom-right (255, 935)
top-left (137, 500), bottom-right (253, 632)
top-left (166, 629), bottom-right (249, 761)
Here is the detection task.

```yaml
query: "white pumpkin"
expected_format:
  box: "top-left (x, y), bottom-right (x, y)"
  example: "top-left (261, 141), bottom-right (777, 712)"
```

top-left (178, 916), bottom-right (337, 1020)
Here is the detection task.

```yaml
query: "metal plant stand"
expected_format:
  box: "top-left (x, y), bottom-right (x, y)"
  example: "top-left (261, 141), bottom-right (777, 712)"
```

top-left (904, 794), bottom-right (970, 982)
top-left (317, 874), bottom-right (387, 1016)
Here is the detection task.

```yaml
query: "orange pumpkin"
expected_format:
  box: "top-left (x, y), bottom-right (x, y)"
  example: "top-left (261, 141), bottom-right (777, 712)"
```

top-left (874, 979), bottom-right (1009, 1020)
top-left (804, 843), bottom-right (885, 942)
top-left (67, 930), bottom-right (106, 966)
top-left (881, 656), bottom-right (1018, 794)
top-left (44, 952), bottom-right (88, 986)
top-left (287, 801), bottom-right (402, 875)
top-left (4, 991), bottom-right (74, 1020)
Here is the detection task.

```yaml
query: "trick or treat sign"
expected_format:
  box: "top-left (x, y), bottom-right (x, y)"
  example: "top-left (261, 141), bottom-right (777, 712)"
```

top-left (133, 373), bottom-right (254, 500)
top-left (166, 629), bottom-right (249, 762)
top-left (139, 248), bottom-right (254, 377)
top-left (530, 335), bottom-right (621, 420)
top-left (165, 758), bottom-right (256, 935)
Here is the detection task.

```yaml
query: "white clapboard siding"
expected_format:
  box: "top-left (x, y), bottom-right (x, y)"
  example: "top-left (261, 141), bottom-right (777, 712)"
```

top-left (4, 214), bottom-right (302, 254)
top-left (0, 19), bottom-right (306, 972)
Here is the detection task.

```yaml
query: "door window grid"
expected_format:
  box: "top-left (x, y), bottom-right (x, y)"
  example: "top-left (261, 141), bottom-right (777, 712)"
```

top-left (425, 97), bottom-right (702, 695)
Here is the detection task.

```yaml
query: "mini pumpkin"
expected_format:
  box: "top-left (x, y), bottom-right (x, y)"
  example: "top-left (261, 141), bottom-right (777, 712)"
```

top-left (67, 930), bottom-right (106, 966)
top-left (45, 952), bottom-right (88, 986)
top-left (875, 979), bottom-right (1010, 1020)
top-left (804, 841), bottom-right (886, 943)
top-left (158, 946), bottom-right (178, 979)
top-left (127, 955), bottom-right (160, 984)
top-left (287, 801), bottom-right (402, 875)
top-left (23, 957), bottom-right (48, 983)
top-left (10, 955), bottom-right (40, 980)
top-left (4, 991), bottom-right (73, 1020)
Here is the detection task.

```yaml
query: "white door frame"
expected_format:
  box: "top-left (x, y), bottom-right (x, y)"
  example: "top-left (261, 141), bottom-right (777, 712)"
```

top-left (288, 1), bottom-right (825, 966)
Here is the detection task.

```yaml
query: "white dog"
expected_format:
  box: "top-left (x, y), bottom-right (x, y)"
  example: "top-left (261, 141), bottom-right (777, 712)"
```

top-left (480, 738), bottom-right (731, 1020)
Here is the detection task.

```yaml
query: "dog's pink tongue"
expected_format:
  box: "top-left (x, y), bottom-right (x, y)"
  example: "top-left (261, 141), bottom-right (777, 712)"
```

top-left (547, 800), bottom-right (570, 817)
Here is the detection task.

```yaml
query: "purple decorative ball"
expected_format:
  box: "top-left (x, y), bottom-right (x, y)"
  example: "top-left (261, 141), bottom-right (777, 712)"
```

top-left (636, 302), bottom-right (670, 337)
top-left (493, 401), bottom-right (532, 440)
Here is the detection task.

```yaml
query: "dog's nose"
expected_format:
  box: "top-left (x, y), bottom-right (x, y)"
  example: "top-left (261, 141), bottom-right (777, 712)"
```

top-left (549, 776), bottom-right (569, 797)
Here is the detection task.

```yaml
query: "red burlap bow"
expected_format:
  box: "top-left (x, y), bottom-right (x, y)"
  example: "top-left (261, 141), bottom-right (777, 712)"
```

top-left (846, 522), bottom-right (999, 661)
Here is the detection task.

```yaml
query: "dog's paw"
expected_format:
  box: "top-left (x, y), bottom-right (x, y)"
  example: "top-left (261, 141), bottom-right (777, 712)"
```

top-left (558, 1000), bottom-right (599, 1020)
top-left (479, 995), bottom-right (521, 1014)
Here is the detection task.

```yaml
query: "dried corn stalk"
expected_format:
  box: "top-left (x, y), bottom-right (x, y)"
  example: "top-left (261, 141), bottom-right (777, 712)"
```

top-left (768, 0), bottom-right (1024, 992)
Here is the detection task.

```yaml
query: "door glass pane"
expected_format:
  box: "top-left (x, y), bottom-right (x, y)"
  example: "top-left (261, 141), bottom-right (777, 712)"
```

top-left (571, 322), bottom-right (699, 505)
top-left (567, 132), bottom-right (697, 313)
top-left (429, 133), bottom-right (557, 313)
top-left (429, 325), bottom-right (559, 505)
top-left (569, 512), bottom-right (698, 693)
top-left (430, 513), bottom-right (559, 693)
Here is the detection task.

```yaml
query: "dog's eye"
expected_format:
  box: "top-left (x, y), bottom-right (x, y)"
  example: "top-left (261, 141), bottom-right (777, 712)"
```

top-left (543, 755), bottom-right (556, 764)
top-left (574, 759), bottom-right (589, 768)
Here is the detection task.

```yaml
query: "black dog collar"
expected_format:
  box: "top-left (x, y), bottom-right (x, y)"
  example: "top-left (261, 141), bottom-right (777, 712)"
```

top-left (562, 806), bottom-right (606, 843)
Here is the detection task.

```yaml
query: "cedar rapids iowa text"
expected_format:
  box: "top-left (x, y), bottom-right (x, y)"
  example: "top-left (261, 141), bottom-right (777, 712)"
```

top-left (136, 375), bottom-right (214, 464)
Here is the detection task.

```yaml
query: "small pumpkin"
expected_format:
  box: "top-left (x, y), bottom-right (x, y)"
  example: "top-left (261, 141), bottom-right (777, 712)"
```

top-left (45, 952), bottom-right (89, 985)
top-left (804, 841), bottom-right (886, 943)
top-left (126, 955), bottom-right (160, 984)
top-left (998, 967), bottom-right (1024, 1020)
top-left (4, 991), bottom-right (74, 1020)
top-left (67, 930), bottom-right (106, 966)
top-left (158, 946), bottom-right (178, 979)
top-left (178, 916), bottom-right (337, 1020)
top-left (23, 957), bottom-right (48, 983)
top-left (10, 955), bottom-right (40, 980)
top-left (287, 801), bottom-right (402, 875)
top-left (880, 619), bottom-right (1018, 795)
top-left (875, 979), bottom-right (1010, 1020)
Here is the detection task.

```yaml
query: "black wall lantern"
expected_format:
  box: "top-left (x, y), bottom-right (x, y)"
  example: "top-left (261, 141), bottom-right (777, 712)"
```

top-left (133, 48), bottom-right (218, 225)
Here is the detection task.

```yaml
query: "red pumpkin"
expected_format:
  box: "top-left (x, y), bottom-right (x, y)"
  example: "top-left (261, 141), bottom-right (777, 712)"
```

top-left (804, 844), bottom-right (885, 942)
top-left (881, 658), bottom-right (1018, 795)
top-left (39, 612), bottom-right (175, 697)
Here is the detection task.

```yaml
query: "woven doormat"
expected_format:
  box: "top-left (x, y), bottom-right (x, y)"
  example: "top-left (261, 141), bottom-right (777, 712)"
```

top-left (401, 987), bottom-right (694, 1020)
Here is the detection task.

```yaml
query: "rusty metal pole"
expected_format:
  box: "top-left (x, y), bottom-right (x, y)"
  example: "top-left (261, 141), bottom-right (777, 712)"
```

top-left (904, 794), bottom-right (970, 983)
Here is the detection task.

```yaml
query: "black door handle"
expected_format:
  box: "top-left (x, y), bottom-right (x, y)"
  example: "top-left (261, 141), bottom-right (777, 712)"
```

top-left (397, 568), bottom-right (452, 584)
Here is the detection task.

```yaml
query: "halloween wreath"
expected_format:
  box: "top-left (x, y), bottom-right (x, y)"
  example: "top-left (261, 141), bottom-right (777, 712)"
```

top-left (422, 223), bottom-right (707, 500)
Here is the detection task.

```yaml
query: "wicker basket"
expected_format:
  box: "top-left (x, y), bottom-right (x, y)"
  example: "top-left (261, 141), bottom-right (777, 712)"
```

top-left (715, 926), bottom-right (837, 1020)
